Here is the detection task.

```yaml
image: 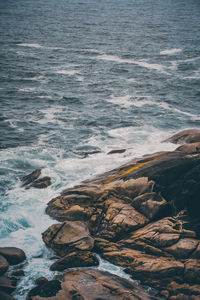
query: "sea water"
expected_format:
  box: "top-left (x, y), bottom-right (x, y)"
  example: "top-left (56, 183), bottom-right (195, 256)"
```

top-left (0, 0), bottom-right (200, 298)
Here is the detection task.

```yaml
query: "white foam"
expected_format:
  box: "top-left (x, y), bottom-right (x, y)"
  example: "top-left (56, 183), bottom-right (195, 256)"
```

top-left (55, 69), bottom-right (79, 75)
top-left (18, 87), bottom-right (37, 92)
top-left (160, 48), bottom-right (182, 55)
top-left (96, 54), bottom-right (171, 75)
top-left (17, 43), bottom-right (64, 50)
top-left (107, 94), bottom-right (132, 108)
top-left (37, 105), bottom-right (66, 125)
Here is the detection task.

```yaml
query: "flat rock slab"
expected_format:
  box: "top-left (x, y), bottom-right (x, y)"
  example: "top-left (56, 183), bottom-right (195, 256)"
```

top-left (0, 247), bottom-right (26, 265)
top-left (164, 129), bottom-right (200, 144)
top-left (28, 269), bottom-right (159, 300)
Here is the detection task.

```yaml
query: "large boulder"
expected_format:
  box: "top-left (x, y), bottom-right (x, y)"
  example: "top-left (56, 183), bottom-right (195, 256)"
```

top-left (27, 269), bottom-right (158, 300)
top-left (0, 247), bottom-right (26, 265)
top-left (42, 221), bottom-right (94, 256)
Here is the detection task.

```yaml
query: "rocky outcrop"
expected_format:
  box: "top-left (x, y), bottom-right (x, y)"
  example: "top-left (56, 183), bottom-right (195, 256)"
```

top-left (27, 269), bottom-right (158, 300)
top-left (0, 256), bottom-right (9, 276)
top-left (21, 169), bottom-right (51, 189)
top-left (36, 129), bottom-right (200, 299)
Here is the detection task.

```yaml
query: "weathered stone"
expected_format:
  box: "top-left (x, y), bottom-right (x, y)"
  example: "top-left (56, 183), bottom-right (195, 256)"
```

top-left (164, 129), bottom-right (200, 144)
top-left (50, 251), bottom-right (99, 271)
top-left (184, 259), bottom-right (200, 283)
top-left (132, 192), bottom-right (169, 220)
top-left (0, 256), bottom-right (9, 275)
top-left (176, 142), bottom-right (200, 153)
top-left (165, 239), bottom-right (199, 258)
top-left (0, 291), bottom-right (16, 300)
top-left (0, 276), bottom-right (16, 294)
top-left (21, 169), bottom-right (41, 186)
top-left (27, 269), bottom-right (158, 300)
top-left (26, 280), bottom-right (62, 300)
top-left (42, 221), bottom-right (94, 256)
top-left (35, 277), bottom-right (48, 286)
top-left (0, 247), bottom-right (26, 265)
top-left (99, 201), bottom-right (148, 240)
top-left (31, 176), bottom-right (51, 189)
top-left (103, 249), bottom-right (184, 284)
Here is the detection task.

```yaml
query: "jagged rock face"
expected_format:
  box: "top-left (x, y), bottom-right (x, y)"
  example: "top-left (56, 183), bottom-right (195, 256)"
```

top-left (41, 129), bottom-right (200, 299)
top-left (27, 269), bottom-right (158, 300)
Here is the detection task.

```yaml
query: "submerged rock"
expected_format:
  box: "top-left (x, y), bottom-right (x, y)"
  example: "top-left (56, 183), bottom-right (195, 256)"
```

top-left (0, 276), bottom-right (16, 294)
top-left (21, 169), bottom-right (51, 189)
top-left (0, 291), bottom-right (16, 300)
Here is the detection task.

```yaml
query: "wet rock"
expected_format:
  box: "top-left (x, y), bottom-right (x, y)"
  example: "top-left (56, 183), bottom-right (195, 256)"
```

top-left (26, 280), bottom-right (62, 300)
top-left (176, 142), bottom-right (200, 153)
top-left (10, 269), bottom-right (24, 277)
top-left (0, 247), bottom-right (26, 265)
top-left (0, 256), bottom-right (9, 275)
top-left (21, 169), bottom-right (51, 189)
top-left (42, 221), bottom-right (94, 256)
top-left (0, 276), bottom-right (16, 294)
top-left (21, 169), bottom-right (41, 186)
top-left (107, 149), bottom-right (126, 155)
top-left (164, 129), bottom-right (200, 144)
top-left (50, 251), bottom-right (99, 271)
top-left (28, 269), bottom-right (158, 300)
top-left (0, 291), bottom-right (16, 300)
top-left (30, 176), bottom-right (51, 189)
top-left (35, 277), bottom-right (48, 286)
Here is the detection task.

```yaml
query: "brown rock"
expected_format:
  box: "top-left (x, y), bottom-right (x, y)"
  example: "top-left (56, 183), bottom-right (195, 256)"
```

top-left (0, 247), bottom-right (26, 265)
top-left (165, 239), bottom-right (199, 258)
top-left (107, 149), bottom-right (126, 155)
top-left (50, 251), bottom-right (99, 271)
top-left (27, 269), bottom-right (159, 300)
top-left (31, 176), bottom-right (51, 189)
top-left (176, 142), bottom-right (200, 153)
top-left (21, 169), bottom-right (41, 186)
top-left (0, 291), bottom-right (16, 300)
top-left (35, 277), bottom-right (48, 286)
top-left (132, 192), bottom-right (169, 220)
top-left (164, 129), bottom-right (200, 144)
top-left (42, 221), bottom-right (94, 256)
top-left (0, 276), bottom-right (16, 294)
top-left (99, 201), bottom-right (148, 240)
top-left (184, 259), bottom-right (200, 283)
top-left (0, 256), bottom-right (9, 276)
top-left (26, 280), bottom-right (61, 300)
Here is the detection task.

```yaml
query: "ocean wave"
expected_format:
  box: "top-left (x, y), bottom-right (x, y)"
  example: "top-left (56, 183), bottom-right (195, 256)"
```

top-left (160, 48), bottom-right (182, 55)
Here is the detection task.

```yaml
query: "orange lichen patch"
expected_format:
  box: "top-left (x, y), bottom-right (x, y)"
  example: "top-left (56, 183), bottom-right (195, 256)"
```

top-left (104, 153), bottom-right (166, 184)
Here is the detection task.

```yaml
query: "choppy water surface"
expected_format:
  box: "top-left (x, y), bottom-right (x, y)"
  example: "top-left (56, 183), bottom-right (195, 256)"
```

top-left (0, 0), bottom-right (200, 298)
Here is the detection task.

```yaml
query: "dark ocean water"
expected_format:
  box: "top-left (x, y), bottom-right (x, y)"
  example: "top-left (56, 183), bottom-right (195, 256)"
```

top-left (0, 0), bottom-right (200, 298)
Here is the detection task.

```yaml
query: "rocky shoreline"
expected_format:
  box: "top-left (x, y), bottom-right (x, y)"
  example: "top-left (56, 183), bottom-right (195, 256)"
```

top-left (1, 129), bottom-right (200, 299)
